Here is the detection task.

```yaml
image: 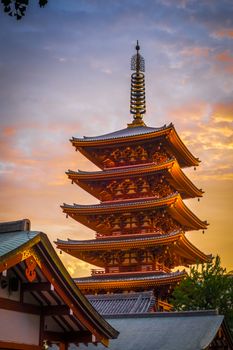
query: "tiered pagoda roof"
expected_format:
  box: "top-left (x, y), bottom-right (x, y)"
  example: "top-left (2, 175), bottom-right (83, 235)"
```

top-left (56, 42), bottom-right (209, 308)
top-left (67, 159), bottom-right (204, 200)
top-left (74, 270), bottom-right (186, 293)
top-left (57, 230), bottom-right (210, 268)
top-left (70, 124), bottom-right (200, 169)
top-left (61, 193), bottom-right (208, 233)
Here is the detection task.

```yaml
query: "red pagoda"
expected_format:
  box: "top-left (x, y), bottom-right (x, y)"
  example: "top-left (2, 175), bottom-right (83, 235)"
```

top-left (56, 42), bottom-right (210, 311)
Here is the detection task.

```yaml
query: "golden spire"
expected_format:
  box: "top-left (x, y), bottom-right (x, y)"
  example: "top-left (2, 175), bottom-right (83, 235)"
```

top-left (128, 40), bottom-right (146, 128)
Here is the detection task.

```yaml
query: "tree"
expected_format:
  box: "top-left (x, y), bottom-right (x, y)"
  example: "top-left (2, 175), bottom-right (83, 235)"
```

top-left (1, 0), bottom-right (47, 20)
top-left (170, 256), bottom-right (233, 334)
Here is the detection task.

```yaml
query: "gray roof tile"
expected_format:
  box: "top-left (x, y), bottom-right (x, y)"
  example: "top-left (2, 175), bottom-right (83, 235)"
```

top-left (75, 270), bottom-right (184, 283)
top-left (67, 311), bottom-right (226, 350)
top-left (72, 125), bottom-right (170, 142)
top-left (57, 230), bottom-right (181, 245)
top-left (87, 291), bottom-right (155, 315)
top-left (0, 219), bottom-right (39, 258)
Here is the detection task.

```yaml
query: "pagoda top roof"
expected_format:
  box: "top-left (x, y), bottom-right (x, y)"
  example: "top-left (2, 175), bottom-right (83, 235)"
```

top-left (71, 123), bottom-right (200, 168)
top-left (72, 124), bottom-right (169, 143)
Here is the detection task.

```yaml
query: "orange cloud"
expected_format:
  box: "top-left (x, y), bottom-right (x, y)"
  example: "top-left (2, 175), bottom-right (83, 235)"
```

top-left (212, 102), bottom-right (233, 123)
top-left (214, 29), bottom-right (233, 39)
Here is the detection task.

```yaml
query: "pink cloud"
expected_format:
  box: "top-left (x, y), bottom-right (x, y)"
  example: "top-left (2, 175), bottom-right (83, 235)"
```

top-left (215, 51), bottom-right (233, 73)
top-left (181, 46), bottom-right (211, 58)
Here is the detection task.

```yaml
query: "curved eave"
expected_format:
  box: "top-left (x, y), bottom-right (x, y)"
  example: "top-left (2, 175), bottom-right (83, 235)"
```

top-left (62, 194), bottom-right (179, 215)
top-left (167, 196), bottom-right (208, 230)
top-left (74, 271), bottom-right (186, 290)
top-left (56, 232), bottom-right (210, 268)
top-left (66, 159), bottom-right (203, 199)
top-left (61, 194), bottom-right (208, 231)
top-left (71, 125), bottom-right (200, 168)
top-left (56, 231), bottom-right (183, 251)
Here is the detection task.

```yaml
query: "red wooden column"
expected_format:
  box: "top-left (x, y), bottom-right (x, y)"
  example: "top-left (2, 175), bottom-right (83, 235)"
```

top-left (59, 342), bottom-right (68, 350)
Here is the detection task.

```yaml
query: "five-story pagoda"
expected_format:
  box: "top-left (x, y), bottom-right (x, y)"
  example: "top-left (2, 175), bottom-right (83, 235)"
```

top-left (56, 42), bottom-right (210, 310)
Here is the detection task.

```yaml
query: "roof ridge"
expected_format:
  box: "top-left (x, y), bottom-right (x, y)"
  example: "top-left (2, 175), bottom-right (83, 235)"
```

top-left (0, 219), bottom-right (31, 233)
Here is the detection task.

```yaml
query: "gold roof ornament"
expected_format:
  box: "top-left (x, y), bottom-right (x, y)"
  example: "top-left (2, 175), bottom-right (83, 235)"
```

top-left (128, 40), bottom-right (146, 127)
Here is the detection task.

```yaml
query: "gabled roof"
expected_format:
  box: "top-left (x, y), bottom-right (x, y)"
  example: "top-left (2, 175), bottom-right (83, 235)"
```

top-left (0, 219), bottom-right (118, 346)
top-left (87, 291), bottom-right (155, 316)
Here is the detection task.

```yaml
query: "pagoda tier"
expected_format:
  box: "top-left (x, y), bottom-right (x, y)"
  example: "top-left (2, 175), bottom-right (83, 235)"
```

top-left (56, 230), bottom-right (210, 272)
top-left (70, 124), bottom-right (200, 170)
top-left (73, 270), bottom-right (186, 295)
top-left (61, 194), bottom-right (208, 236)
top-left (66, 159), bottom-right (203, 201)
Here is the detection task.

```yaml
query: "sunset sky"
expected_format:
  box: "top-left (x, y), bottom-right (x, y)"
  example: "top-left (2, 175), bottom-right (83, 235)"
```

top-left (0, 0), bottom-right (232, 276)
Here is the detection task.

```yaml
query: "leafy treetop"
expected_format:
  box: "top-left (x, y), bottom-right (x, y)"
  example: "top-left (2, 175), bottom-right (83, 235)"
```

top-left (171, 255), bottom-right (233, 335)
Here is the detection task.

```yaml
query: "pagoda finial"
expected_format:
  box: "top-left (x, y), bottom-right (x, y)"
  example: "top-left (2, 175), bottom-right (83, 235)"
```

top-left (128, 40), bottom-right (146, 128)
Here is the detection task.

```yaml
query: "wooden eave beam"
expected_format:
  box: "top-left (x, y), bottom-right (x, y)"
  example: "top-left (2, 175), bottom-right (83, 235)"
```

top-left (22, 282), bottom-right (53, 292)
top-left (0, 297), bottom-right (41, 315)
top-left (0, 341), bottom-right (40, 350)
top-left (43, 305), bottom-right (71, 316)
top-left (43, 330), bottom-right (92, 343)
top-left (0, 298), bottom-right (76, 317)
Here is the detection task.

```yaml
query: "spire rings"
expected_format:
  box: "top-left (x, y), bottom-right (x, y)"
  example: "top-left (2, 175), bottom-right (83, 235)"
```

top-left (130, 72), bottom-right (146, 116)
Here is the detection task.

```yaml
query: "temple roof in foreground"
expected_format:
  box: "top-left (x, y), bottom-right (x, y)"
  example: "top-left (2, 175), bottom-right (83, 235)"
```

top-left (87, 291), bottom-right (155, 316)
top-left (0, 219), bottom-right (118, 346)
top-left (65, 311), bottom-right (233, 350)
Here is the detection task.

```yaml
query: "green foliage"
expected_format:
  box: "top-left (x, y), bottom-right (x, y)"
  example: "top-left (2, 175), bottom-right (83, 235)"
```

top-left (171, 256), bottom-right (233, 334)
top-left (1, 0), bottom-right (48, 20)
